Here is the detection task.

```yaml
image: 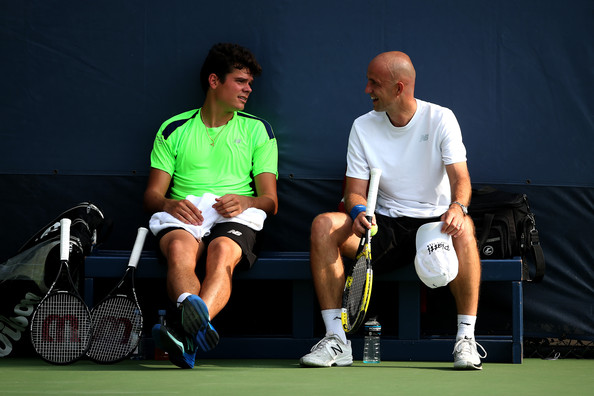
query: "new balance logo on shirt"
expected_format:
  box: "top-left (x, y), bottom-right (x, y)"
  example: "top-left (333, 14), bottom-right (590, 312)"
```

top-left (227, 229), bottom-right (242, 237)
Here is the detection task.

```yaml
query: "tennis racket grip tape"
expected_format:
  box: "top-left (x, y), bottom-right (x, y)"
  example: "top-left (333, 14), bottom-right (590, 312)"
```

top-left (366, 168), bottom-right (382, 217)
top-left (59, 218), bottom-right (71, 261)
top-left (127, 227), bottom-right (149, 269)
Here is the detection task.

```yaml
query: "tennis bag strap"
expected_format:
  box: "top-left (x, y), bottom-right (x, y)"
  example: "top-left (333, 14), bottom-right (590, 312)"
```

top-left (520, 212), bottom-right (546, 282)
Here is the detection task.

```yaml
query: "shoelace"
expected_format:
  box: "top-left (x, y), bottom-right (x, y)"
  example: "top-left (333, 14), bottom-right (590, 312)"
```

top-left (453, 337), bottom-right (488, 359)
top-left (309, 336), bottom-right (338, 352)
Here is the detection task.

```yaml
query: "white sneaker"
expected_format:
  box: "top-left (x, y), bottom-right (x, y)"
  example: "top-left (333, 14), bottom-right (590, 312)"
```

top-left (453, 337), bottom-right (487, 370)
top-left (300, 334), bottom-right (353, 367)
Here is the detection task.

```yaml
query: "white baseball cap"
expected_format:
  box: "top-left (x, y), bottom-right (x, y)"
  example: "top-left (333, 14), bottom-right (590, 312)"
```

top-left (414, 221), bottom-right (459, 288)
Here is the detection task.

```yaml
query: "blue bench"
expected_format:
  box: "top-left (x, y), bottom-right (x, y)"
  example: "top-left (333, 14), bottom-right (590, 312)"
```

top-left (84, 251), bottom-right (524, 363)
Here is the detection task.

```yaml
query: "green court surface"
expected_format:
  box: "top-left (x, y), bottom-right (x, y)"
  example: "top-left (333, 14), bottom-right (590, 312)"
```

top-left (0, 358), bottom-right (592, 395)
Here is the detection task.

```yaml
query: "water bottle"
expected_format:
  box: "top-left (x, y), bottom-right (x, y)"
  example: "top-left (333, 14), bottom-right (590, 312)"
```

top-left (154, 309), bottom-right (169, 360)
top-left (158, 309), bottom-right (167, 325)
top-left (363, 317), bottom-right (381, 364)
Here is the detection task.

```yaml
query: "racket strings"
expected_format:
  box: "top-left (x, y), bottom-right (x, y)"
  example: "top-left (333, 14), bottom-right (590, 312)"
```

top-left (346, 262), bottom-right (367, 318)
top-left (31, 293), bottom-right (92, 364)
top-left (88, 297), bottom-right (142, 363)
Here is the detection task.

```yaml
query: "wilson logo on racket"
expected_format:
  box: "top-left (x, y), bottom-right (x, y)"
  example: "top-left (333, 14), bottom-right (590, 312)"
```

top-left (41, 314), bottom-right (81, 343)
top-left (94, 317), bottom-right (134, 344)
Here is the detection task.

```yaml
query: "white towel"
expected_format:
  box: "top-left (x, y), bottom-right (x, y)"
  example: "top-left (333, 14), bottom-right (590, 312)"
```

top-left (149, 193), bottom-right (267, 240)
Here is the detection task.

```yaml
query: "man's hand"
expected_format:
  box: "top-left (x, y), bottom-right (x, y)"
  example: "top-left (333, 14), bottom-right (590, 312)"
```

top-left (352, 212), bottom-right (376, 238)
top-left (213, 194), bottom-right (251, 218)
top-left (440, 204), bottom-right (466, 238)
top-left (164, 199), bottom-right (203, 225)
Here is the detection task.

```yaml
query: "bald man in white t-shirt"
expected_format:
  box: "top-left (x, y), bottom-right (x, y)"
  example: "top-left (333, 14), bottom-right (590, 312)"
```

top-left (300, 51), bottom-right (485, 370)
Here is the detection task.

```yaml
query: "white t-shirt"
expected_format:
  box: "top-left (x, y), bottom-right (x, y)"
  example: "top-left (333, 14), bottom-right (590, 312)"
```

top-left (346, 99), bottom-right (467, 218)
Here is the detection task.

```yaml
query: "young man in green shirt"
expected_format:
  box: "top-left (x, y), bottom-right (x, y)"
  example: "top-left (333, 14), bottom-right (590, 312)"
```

top-left (144, 43), bottom-right (278, 369)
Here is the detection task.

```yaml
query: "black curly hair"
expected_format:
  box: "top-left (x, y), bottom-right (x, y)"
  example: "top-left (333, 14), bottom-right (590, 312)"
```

top-left (199, 43), bottom-right (262, 94)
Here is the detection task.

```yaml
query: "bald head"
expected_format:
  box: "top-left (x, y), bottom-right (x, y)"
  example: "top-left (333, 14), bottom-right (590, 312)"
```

top-left (365, 51), bottom-right (417, 125)
top-left (370, 51), bottom-right (416, 91)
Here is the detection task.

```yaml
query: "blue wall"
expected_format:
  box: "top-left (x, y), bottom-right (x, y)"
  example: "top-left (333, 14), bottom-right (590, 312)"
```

top-left (1, 0), bottom-right (592, 340)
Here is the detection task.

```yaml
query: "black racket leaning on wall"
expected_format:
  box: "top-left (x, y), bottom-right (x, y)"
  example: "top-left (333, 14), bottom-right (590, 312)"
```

top-left (86, 227), bottom-right (148, 364)
top-left (30, 218), bottom-right (93, 364)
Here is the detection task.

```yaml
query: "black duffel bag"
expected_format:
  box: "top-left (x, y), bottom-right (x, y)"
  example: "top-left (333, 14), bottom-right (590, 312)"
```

top-left (469, 186), bottom-right (545, 282)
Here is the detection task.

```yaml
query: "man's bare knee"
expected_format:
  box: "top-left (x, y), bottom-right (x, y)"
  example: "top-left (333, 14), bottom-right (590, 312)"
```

top-left (311, 213), bottom-right (334, 237)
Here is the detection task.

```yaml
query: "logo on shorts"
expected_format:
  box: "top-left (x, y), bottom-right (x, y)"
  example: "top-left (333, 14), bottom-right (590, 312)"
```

top-left (227, 229), bottom-right (242, 237)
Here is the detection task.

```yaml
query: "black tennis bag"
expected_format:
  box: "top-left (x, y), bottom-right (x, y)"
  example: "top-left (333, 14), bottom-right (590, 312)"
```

top-left (0, 202), bottom-right (106, 357)
top-left (468, 186), bottom-right (545, 282)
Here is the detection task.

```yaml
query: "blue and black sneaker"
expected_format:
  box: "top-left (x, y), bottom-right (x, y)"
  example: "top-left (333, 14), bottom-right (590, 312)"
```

top-left (152, 323), bottom-right (196, 369)
top-left (179, 295), bottom-right (220, 352)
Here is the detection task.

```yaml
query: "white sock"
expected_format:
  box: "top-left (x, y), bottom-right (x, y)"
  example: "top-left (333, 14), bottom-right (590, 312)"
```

top-left (321, 309), bottom-right (347, 344)
top-left (456, 314), bottom-right (477, 340)
top-left (176, 292), bottom-right (192, 308)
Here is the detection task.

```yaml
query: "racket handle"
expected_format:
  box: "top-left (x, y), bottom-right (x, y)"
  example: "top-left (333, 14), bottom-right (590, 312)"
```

top-left (366, 168), bottom-right (382, 217)
top-left (128, 227), bottom-right (149, 269)
top-left (60, 218), bottom-right (71, 261)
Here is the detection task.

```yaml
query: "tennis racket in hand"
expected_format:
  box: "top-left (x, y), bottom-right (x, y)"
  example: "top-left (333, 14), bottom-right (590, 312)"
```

top-left (342, 168), bottom-right (382, 334)
top-left (87, 227), bottom-right (148, 364)
top-left (30, 218), bottom-right (93, 364)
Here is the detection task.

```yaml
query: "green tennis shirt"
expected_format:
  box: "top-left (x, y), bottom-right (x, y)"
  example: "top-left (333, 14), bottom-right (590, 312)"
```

top-left (150, 108), bottom-right (278, 200)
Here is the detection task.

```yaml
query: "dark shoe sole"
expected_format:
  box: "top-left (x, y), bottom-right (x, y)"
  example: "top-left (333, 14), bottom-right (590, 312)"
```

top-left (152, 324), bottom-right (195, 369)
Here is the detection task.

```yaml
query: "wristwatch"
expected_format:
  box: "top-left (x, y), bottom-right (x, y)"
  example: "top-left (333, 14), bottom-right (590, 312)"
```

top-left (451, 201), bottom-right (468, 215)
